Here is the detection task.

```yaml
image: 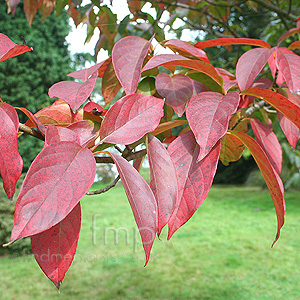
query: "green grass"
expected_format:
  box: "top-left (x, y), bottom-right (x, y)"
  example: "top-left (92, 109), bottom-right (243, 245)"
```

top-left (1, 184), bottom-right (300, 300)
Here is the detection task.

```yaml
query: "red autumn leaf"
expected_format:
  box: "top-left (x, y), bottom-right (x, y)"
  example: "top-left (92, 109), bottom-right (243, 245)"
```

top-left (112, 35), bottom-right (154, 95)
top-left (0, 102), bottom-right (23, 199)
top-left (146, 134), bottom-right (178, 235)
top-left (67, 59), bottom-right (110, 81)
top-left (25, 100), bottom-right (83, 127)
top-left (250, 119), bottom-right (282, 174)
top-left (6, 0), bottom-right (20, 15)
top-left (276, 48), bottom-right (300, 93)
top-left (67, 120), bottom-right (100, 148)
top-left (186, 91), bottom-right (240, 161)
top-left (241, 87), bottom-right (300, 129)
top-left (143, 57), bottom-right (223, 88)
top-left (150, 120), bottom-right (188, 137)
top-left (102, 60), bottom-right (122, 106)
top-left (277, 27), bottom-right (300, 45)
top-left (141, 54), bottom-right (190, 72)
top-left (133, 156), bottom-right (145, 172)
top-left (219, 132), bottom-right (245, 166)
top-left (31, 203), bottom-right (81, 289)
top-left (83, 102), bottom-right (105, 123)
top-left (99, 93), bottom-right (164, 145)
top-left (195, 38), bottom-right (271, 49)
top-left (164, 39), bottom-right (209, 63)
top-left (192, 80), bottom-right (210, 94)
top-left (288, 40), bottom-right (300, 50)
top-left (0, 33), bottom-right (33, 63)
top-left (167, 131), bottom-right (220, 239)
top-left (155, 73), bottom-right (193, 117)
top-left (277, 90), bottom-right (300, 148)
top-left (45, 124), bottom-right (80, 146)
top-left (108, 152), bottom-right (157, 266)
top-left (229, 131), bottom-right (285, 246)
top-left (39, 0), bottom-right (55, 21)
top-left (48, 72), bottom-right (98, 112)
top-left (24, 0), bottom-right (37, 25)
top-left (10, 141), bottom-right (96, 243)
top-left (236, 48), bottom-right (274, 91)
top-left (17, 107), bottom-right (46, 135)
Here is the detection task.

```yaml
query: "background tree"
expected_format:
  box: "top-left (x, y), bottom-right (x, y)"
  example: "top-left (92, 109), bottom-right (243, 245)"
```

top-left (0, 3), bottom-right (73, 170)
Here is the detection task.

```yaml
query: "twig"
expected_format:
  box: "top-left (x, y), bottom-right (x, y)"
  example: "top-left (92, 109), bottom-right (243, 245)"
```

top-left (251, 0), bottom-right (297, 21)
top-left (86, 176), bottom-right (120, 195)
top-left (19, 123), bottom-right (45, 141)
top-left (245, 100), bottom-right (266, 116)
top-left (94, 148), bottom-right (147, 164)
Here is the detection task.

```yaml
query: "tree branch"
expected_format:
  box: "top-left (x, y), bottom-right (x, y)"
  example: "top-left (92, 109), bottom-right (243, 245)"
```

top-left (86, 175), bottom-right (120, 195)
top-left (252, 0), bottom-right (297, 21)
top-left (19, 123), bottom-right (45, 141)
top-left (245, 100), bottom-right (266, 116)
top-left (94, 148), bottom-right (147, 164)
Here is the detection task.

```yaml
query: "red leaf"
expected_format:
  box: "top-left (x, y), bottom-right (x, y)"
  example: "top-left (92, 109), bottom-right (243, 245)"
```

top-left (241, 87), bottom-right (300, 129)
top-left (164, 39), bottom-right (209, 63)
top-left (220, 132), bottom-right (245, 166)
top-left (45, 124), bottom-right (80, 146)
top-left (186, 91), bottom-right (240, 161)
top-left (195, 38), bottom-right (271, 49)
top-left (67, 60), bottom-right (110, 81)
top-left (0, 33), bottom-right (33, 62)
top-left (0, 103), bottom-right (23, 199)
top-left (277, 90), bottom-right (300, 148)
top-left (146, 134), bottom-right (178, 235)
top-left (155, 73), bottom-right (193, 117)
top-left (133, 156), bottom-right (145, 172)
top-left (277, 27), bottom-right (300, 45)
top-left (141, 54), bottom-right (189, 72)
top-left (10, 142), bottom-right (96, 242)
top-left (250, 119), bottom-right (282, 174)
top-left (31, 203), bottom-right (81, 289)
top-left (67, 120), bottom-right (100, 148)
top-left (108, 152), bottom-right (157, 265)
top-left (102, 60), bottom-right (122, 106)
top-left (99, 93), bottom-right (164, 144)
top-left (83, 101), bottom-right (105, 123)
top-left (17, 107), bottom-right (46, 135)
top-left (276, 49), bottom-right (300, 93)
top-left (6, 0), bottom-right (21, 15)
top-left (167, 131), bottom-right (220, 238)
top-left (25, 100), bottom-right (83, 127)
top-left (39, 0), bottom-right (55, 21)
top-left (288, 41), bottom-right (300, 50)
top-left (236, 48), bottom-right (274, 91)
top-left (192, 80), bottom-right (210, 94)
top-left (112, 35), bottom-right (154, 95)
top-left (23, 0), bottom-right (37, 25)
top-left (229, 131), bottom-right (285, 246)
top-left (143, 57), bottom-right (223, 88)
top-left (48, 72), bottom-right (98, 112)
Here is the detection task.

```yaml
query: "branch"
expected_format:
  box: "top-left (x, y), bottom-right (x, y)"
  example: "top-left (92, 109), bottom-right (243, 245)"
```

top-left (86, 175), bottom-right (120, 195)
top-left (245, 100), bottom-right (266, 116)
top-left (252, 0), bottom-right (297, 21)
top-left (19, 123), bottom-right (45, 141)
top-left (94, 148), bottom-right (147, 164)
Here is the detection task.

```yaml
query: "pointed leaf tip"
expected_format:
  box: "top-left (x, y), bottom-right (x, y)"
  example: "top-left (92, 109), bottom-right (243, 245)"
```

top-left (108, 152), bottom-right (158, 265)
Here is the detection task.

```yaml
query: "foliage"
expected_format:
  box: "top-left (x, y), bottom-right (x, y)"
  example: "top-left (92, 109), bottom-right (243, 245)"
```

top-left (1, 2), bottom-right (300, 290)
top-left (0, 4), bottom-right (73, 170)
top-left (5, 0), bottom-right (300, 58)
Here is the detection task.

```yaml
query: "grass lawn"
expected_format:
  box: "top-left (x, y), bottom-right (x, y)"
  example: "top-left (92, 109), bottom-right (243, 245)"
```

top-left (1, 183), bottom-right (300, 300)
